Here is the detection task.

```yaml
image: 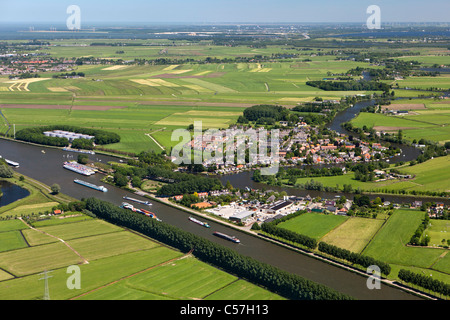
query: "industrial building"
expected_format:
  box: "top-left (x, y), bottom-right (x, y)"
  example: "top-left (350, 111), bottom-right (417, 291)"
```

top-left (43, 130), bottom-right (95, 142)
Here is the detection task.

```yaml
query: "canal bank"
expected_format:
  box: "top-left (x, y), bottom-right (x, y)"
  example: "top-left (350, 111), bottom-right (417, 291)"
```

top-left (138, 189), bottom-right (435, 300)
top-left (0, 137), bottom-right (425, 300)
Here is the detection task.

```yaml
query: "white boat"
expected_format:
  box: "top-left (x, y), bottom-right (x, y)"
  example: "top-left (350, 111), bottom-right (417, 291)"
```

top-left (189, 216), bottom-right (210, 228)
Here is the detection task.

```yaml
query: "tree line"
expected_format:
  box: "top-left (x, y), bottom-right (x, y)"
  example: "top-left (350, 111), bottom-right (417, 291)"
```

top-left (398, 269), bottom-right (449, 298)
top-left (306, 80), bottom-right (391, 93)
top-left (15, 125), bottom-right (120, 147)
top-left (146, 166), bottom-right (224, 197)
top-left (318, 242), bottom-right (391, 276)
top-left (83, 197), bottom-right (352, 300)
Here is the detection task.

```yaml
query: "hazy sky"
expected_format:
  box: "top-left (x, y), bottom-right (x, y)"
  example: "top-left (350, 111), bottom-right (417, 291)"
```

top-left (0, 0), bottom-right (449, 24)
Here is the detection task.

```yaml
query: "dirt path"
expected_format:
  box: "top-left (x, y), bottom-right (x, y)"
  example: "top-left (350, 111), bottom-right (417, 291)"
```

top-left (18, 217), bottom-right (89, 265)
top-left (69, 249), bottom-right (194, 300)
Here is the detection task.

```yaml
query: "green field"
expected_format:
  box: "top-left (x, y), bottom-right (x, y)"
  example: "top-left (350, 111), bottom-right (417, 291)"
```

top-left (0, 43), bottom-right (383, 154)
top-left (362, 210), bottom-right (447, 273)
top-left (77, 255), bottom-right (284, 300)
top-left (320, 217), bottom-right (385, 253)
top-left (351, 100), bottom-right (450, 145)
top-left (294, 155), bottom-right (450, 194)
top-left (0, 213), bottom-right (283, 300)
top-left (423, 219), bottom-right (450, 248)
top-left (278, 212), bottom-right (348, 240)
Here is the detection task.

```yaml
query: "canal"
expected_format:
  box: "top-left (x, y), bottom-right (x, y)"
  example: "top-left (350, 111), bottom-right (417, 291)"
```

top-left (0, 137), bottom-right (425, 300)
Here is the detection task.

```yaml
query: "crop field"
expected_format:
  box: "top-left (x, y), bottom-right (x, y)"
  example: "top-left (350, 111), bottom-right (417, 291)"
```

top-left (0, 208), bottom-right (282, 300)
top-left (351, 107), bottom-right (450, 145)
top-left (362, 210), bottom-right (447, 274)
top-left (294, 155), bottom-right (450, 194)
top-left (278, 212), bottom-right (348, 240)
top-left (320, 217), bottom-right (385, 253)
top-left (0, 41), bottom-right (383, 154)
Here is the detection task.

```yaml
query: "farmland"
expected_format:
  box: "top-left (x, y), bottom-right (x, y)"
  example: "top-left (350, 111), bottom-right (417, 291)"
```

top-left (263, 208), bottom-right (450, 288)
top-left (0, 41), bottom-right (387, 154)
top-left (351, 98), bottom-right (450, 145)
top-left (0, 174), bottom-right (284, 300)
top-left (361, 209), bottom-right (449, 284)
top-left (278, 212), bottom-right (348, 240)
top-left (0, 203), bottom-right (283, 300)
top-left (292, 155), bottom-right (450, 195)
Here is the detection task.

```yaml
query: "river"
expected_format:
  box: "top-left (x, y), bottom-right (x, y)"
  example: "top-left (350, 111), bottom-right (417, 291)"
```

top-left (0, 137), bottom-right (425, 300)
top-left (217, 97), bottom-right (450, 205)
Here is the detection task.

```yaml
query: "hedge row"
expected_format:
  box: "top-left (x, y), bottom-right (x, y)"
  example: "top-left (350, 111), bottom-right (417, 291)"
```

top-left (318, 242), bottom-right (391, 276)
top-left (398, 269), bottom-right (450, 297)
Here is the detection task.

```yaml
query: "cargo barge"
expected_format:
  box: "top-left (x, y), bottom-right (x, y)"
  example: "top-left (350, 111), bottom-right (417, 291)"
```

top-left (189, 216), bottom-right (210, 228)
top-left (123, 196), bottom-right (152, 206)
top-left (63, 147), bottom-right (95, 155)
top-left (74, 179), bottom-right (107, 192)
top-left (213, 231), bottom-right (240, 243)
top-left (63, 161), bottom-right (95, 176)
top-left (0, 156), bottom-right (19, 168)
top-left (120, 202), bottom-right (161, 221)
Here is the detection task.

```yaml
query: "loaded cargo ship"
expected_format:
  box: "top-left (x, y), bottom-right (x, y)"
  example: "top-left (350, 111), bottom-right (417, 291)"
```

top-left (0, 156), bottom-right (19, 167)
top-left (213, 231), bottom-right (240, 243)
top-left (123, 196), bottom-right (152, 206)
top-left (189, 216), bottom-right (210, 228)
top-left (74, 179), bottom-right (107, 192)
top-left (63, 161), bottom-right (95, 176)
top-left (120, 202), bottom-right (161, 221)
top-left (63, 147), bottom-right (95, 155)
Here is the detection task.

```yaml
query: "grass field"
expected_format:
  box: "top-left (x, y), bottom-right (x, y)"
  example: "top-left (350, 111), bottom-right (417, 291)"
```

top-left (294, 155), bottom-right (450, 194)
top-left (277, 212), bottom-right (348, 240)
top-left (0, 58), bottom-right (398, 155)
top-left (320, 217), bottom-right (385, 253)
top-left (0, 180), bottom-right (283, 301)
top-left (351, 99), bottom-right (450, 145)
top-left (362, 210), bottom-right (446, 271)
top-left (0, 45), bottom-right (382, 154)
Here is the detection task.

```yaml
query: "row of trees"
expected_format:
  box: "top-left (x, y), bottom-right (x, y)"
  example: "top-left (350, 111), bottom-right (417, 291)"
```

top-left (398, 269), bottom-right (450, 297)
top-left (318, 242), bottom-right (391, 276)
top-left (409, 212), bottom-right (431, 246)
top-left (145, 166), bottom-right (224, 197)
top-left (84, 197), bottom-right (351, 300)
top-left (15, 125), bottom-right (120, 147)
top-left (242, 104), bottom-right (290, 122)
top-left (306, 80), bottom-right (391, 93)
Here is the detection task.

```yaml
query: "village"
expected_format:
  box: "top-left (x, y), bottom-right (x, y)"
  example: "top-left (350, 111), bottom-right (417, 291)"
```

top-left (180, 121), bottom-right (398, 176)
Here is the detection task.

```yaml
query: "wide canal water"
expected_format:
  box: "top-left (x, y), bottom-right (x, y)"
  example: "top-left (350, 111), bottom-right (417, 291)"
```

top-left (0, 136), bottom-right (426, 300)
